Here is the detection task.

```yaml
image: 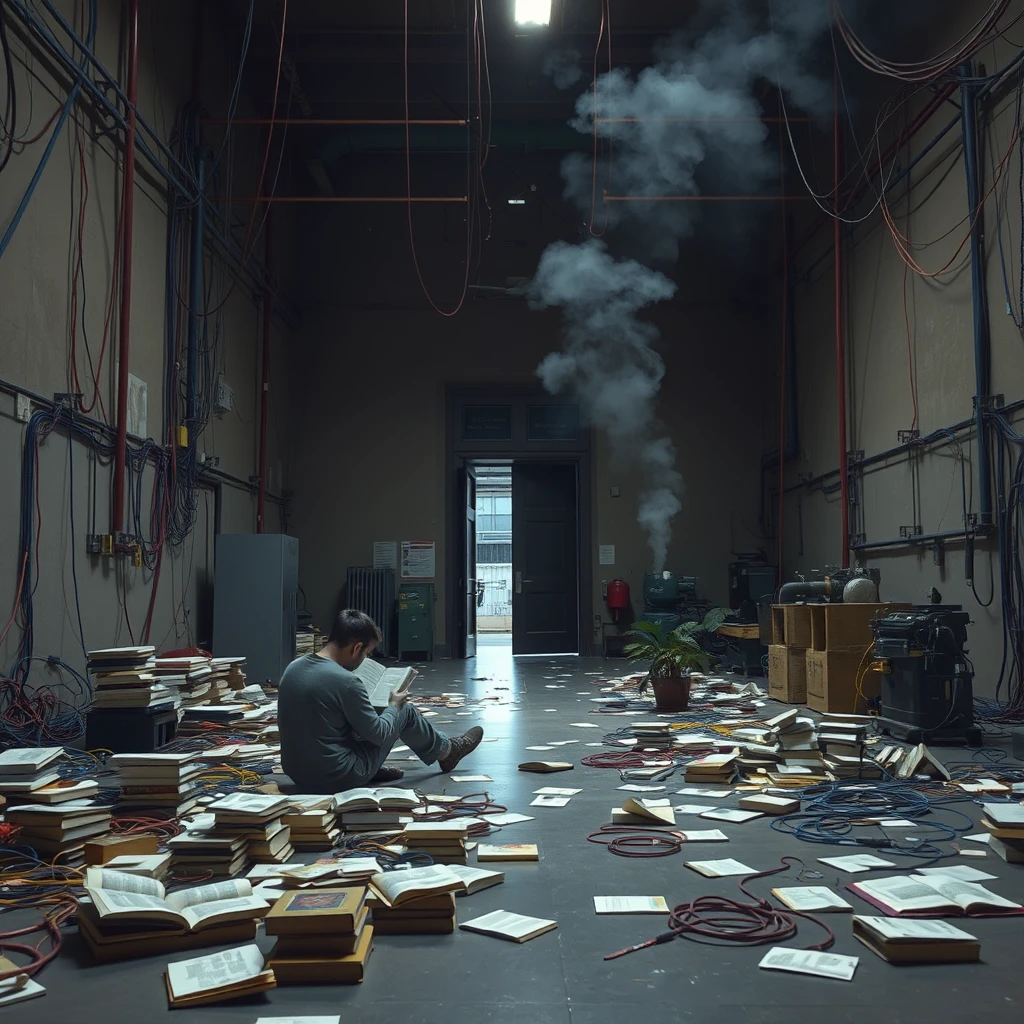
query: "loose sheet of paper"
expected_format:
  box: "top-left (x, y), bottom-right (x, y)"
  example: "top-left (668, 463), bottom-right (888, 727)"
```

top-left (758, 947), bottom-right (858, 982)
top-left (817, 854), bottom-right (896, 873)
top-left (593, 896), bottom-right (668, 915)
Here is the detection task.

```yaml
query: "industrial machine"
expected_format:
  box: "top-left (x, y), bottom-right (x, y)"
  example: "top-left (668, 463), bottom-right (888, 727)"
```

top-left (778, 565), bottom-right (881, 604)
top-left (640, 571), bottom-right (707, 632)
top-left (728, 553), bottom-right (777, 621)
top-left (871, 605), bottom-right (981, 745)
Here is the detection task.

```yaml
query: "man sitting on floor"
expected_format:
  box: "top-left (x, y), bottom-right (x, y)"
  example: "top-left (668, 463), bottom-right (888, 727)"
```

top-left (279, 608), bottom-right (483, 793)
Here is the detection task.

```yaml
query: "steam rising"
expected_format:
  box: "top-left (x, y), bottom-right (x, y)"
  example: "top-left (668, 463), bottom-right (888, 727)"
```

top-left (532, 1), bottom-right (831, 570)
top-left (543, 47), bottom-right (583, 90)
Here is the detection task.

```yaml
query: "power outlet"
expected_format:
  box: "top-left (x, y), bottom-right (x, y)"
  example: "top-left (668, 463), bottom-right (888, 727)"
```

top-left (214, 374), bottom-right (233, 415)
top-left (15, 394), bottom-right (30, 422)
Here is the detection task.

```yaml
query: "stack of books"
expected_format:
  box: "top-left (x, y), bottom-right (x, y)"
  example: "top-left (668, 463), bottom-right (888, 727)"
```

top-left (80, 868), bottom-right (270, 963)
top-left (980, 802), bottom-right (1024, 862)
top-left (109, 752), bottom-right (205, 817)
top-left (629, 722), bottom-right (675, 749)
top-left (208, 793), bottom-right (295, 865)
top-left (401, 820), bottom-right (470, 864)
top-left (264, 887), bottom-right (373, 984)
top-left (151, 655), bottom-right (212, 707)
top-left (87, 646), bottom-right (177, 710)
top-left (166, 829), bottom-right (249, 878)
top-left (684, 751), bottom-right (738, 784)
top-left (6, 801), bottom-right (112, 864)
top-left (0, 747), bottom-right (86, 804)
top-left (203, 659), bottom-right (242, 703)
top-left (368, 865), bottom-right (464, 935)
top-left (334, 787), bottom-right (418, 834)
top-left (282, 796), bottom-right (339, 850)
top-left (295, 628), bottom-right (324, 656)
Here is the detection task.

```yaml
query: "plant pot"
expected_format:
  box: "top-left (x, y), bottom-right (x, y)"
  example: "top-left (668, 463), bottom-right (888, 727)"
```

top-left (651, 674), bottom-right (690, 712)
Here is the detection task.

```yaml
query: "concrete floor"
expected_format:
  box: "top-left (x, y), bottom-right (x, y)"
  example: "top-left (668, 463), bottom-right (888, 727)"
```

top-left (9, 646), bottom-right (1023, 1022)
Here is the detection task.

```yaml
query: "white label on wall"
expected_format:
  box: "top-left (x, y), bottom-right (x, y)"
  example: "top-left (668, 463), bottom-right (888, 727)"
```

top-left (373, 541), bottom-right (398, 570)
top-left (599, 545), bottom-right (616, 565)
top-left (401, 541), bottom-right (435, 579)
top-left (127, 373), bottom-right (147, 438)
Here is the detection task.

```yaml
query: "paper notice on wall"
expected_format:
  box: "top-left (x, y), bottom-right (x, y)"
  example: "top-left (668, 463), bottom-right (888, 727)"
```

top-left (599, 545), bottom-right (615, 565)
top-left (373, 541), bottom-right (398, 570)
top-left (401, 541), bottom-right (436, 579)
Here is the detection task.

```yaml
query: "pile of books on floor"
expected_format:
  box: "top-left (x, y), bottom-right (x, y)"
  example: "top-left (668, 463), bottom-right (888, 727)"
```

top-left (629, 721), bottom-right (675, 750)
top-left (208, 656), bottom-right (247, 697)
top-left (176, 706), bottom-right (247, 736)
top-left (981, 802), bottom-right (1024, 862)
top-left (6, 801), bottom-right (112, 865)
top-left (369, 864), bottom-right (463, 935)
top-left (109, 752), bottom-right (204, 817)
top-left (296, 627), bottom-right (324, 656)
top-left (167, 819), bottom-right (250, 879)
top-left (283, 796), bottom-right (339, 850)
top-left (80, 868), bottom-right (270, 964)
top-left (0, 747), bottom-right (99, 804)
top-left (684, 751), bottom-right (739, 784)
top-left (206, 792), bottom-right (295, 866)
top-left (87, 646), bottom-right (177, 710)
top-left (400, 820), bottom-right (470, 864)
top-left (151, 655), bottom-right (211, 707)
top-left (334, 787), bottom-right (418, 835)
top-left (264, 885), bottom-right (373, 984)
top-left (819, 715), bottom-right (882, 778)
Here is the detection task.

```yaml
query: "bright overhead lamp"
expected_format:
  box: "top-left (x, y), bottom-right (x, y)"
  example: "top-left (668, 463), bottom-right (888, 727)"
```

top-left (515, 0), bottom-right (551, 27)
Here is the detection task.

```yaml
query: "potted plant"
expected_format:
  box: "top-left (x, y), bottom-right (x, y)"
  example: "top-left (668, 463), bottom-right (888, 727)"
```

top-left (623, 608), bottom-right (731, 711)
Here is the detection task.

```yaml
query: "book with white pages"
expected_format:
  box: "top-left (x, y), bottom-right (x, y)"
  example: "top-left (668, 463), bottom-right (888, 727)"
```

top-left (818, 854), bottom-right (896, 874)
top-left (770, 886), bottom-right (853, 913)
top-left (164, 944), bottom-right (275, 1007)
top-left (0, 957), bottom-right (45, 1008)
top-left (0, 747), bottom-right (63, 774)
top-left (758, 947), bottom-right (858, 981)
top-left (852, 916), bottom-right (981, 963)
top-left (916, 865), bottom-right (997, 883)
top-left (848, 874), bottom-right (1024, 917)
top-left (699, 808), bottom-right (763, 824)
top-left (352, 658), bottom-right (418, 710)
top-left (370, 864), bottom-right (464, 906)
top-left (593, 896), bottom-right (669, 915)
top-left (84, 874), bottom-right (269, 933)
top-left (530, 795), bottom-right (570, 808)
top-left (678, 829), bottom-right (729, 842)
top-left (446, 864), bottom-right (505, 895)
top-left (685, 858), bottom-right (756, 877)
top-left (459, 909), bottom-right (557, 943)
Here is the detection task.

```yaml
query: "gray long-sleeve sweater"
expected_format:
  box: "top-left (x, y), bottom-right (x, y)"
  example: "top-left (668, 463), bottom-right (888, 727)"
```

top-left (278, 654), bottom-right (400, 791)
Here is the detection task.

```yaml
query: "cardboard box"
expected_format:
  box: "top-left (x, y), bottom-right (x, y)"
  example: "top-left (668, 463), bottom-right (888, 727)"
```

top-left (768, 645), bottom-right (806, 704)
top-left (83, 834), bottom-right (159, 865)
top-left (770, 606), bottom-right (813, 649)
top-left (805, 648), bottom-right (880, 713)
top-left (807, 602), bottom-right (911, 652)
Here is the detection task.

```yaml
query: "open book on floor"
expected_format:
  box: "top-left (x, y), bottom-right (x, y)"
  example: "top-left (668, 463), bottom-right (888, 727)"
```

top-left (370, 865), bottom-right (464, 907)
top-left (84, 871), bottom-right (270, 933)
top-left (848, 874), bottom-right (1024, 917)
top-left (164, 944), bottom-right (275, 1008)
top-left (353, 658), bottom-right (418, 710)
top-left (459, 910), bottom-right (557, 943)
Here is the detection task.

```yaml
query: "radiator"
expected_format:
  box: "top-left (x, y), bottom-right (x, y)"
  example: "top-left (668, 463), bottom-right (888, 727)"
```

top-left (345, 567), bottom-right (395, 656)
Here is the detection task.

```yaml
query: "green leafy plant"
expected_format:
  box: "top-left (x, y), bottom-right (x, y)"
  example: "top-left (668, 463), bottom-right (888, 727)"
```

top-left (623, 608), bottom-right (732, 694)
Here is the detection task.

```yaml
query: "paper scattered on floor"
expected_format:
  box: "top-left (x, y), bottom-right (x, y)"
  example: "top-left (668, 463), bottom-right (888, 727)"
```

top-left (448, 774), bottom-right (493, 783)
top-left (618, 784), bottom-right (665, 792)
top-left (758, 947), bottom-right (858, 982)
top-left (685, 858), bottom-right (755, 877)
top-left (817, 854), bottom-right (896, 873)
top-left (700, 808), bottom-right (763, 824)
top-left (918, 865), bottom-right (997, 882)
top-left (568, 722), bottom-right (600, 728)
top-left (547, 740), bottom-right (579, 746)
top-left (674, 804), bottom-right (718, 814)
top-left (676, 787), bottom-right (734, 797)
top-left (530, 795), bottom-right (571, 808)
top-left (963, 833), bottom-right (991, 844)
top-left (534, 787), bottom-right (582, 796)
top-left (483, 813), bottom-right (535, 826)
top-left (525, 746), bottom-right (555, 751)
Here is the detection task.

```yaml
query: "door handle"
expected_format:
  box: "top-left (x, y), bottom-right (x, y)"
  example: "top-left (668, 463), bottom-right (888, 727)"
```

top-left (515, 572), bottom-right (534, 594)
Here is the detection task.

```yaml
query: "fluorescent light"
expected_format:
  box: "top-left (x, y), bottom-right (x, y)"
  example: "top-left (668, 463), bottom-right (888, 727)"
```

top-left (515, 0), bottom-right (551, 27)
top-left (508, 198), bottom-right (526, 205)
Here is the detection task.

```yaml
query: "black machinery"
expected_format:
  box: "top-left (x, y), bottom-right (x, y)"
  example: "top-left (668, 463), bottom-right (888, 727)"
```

top-left (871, 605), bottom-right (981, 745)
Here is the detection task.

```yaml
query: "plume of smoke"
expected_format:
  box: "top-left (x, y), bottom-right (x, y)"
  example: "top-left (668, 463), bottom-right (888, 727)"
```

top-left (543, 47), bottom-right (583, 90)
top-left (532, 1), bottom-right (833, 570)
top-left (529, 240), bottom-right (681, 570)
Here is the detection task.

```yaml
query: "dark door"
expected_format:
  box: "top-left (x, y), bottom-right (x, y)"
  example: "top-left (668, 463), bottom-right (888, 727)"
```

top-left (457, 465), bottom-right (478, 658)
top-left (512, 463), bottom-right (579, 654)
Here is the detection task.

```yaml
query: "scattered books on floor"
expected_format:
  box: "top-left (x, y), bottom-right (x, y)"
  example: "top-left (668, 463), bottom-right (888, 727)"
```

top-left (684, 752), bottom-right (738, 785)
top-left (738, 793), bottom-right (799, 815)
top-left (852, 916), bottom-right (980, 963)
top-left (5, 801), bottom-right (112, 865)
top-left (369, 865), bottom-right (463, 935)
top-left (264, 887), bottom-right (373, 984)
top-left (593, 896), bottom-right (668, 915)
top-left (847, 874), bottom-right (1023, 917)
top-left (401, 821), bottom-right (470, 864)
top-left (164, 944), bottom-right (275, 1008)
top-left (684, 858), bottom-right (756, 878)
top-left (0, 958), bottom-right (45, 1008)
top-left (476, 843), bottom-right (538, 862)
top-left (0, 747), bottom-right (65, 799)
top-left (108, 752), bottom-right (204, 817)
top-left (758, 947), bottom-right (858, 982)
top-left (282, 796), bottom-right (338, 851)
top-left (88, 646), bottom-right (178, 710)
top-left (620, 797), bottom-right (675, 825)
top-left (334, 787), bottom-right (418, 834)
top-left (207, 792), bottom-right (295, 865)
top-left (459, 910), bottom-right (557, 943)
top-left (770, 887), bottom-right (853, 913)
top-left (447, 864), bottom-right (504, 895)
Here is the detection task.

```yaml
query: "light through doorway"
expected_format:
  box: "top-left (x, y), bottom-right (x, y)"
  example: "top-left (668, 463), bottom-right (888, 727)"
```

top-left (474, 466), bottom-right (512, 646)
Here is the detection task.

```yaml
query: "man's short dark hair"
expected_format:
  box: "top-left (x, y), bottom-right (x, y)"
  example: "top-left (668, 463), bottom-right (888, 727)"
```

top-left (328, 609), bottom-right (383, 649)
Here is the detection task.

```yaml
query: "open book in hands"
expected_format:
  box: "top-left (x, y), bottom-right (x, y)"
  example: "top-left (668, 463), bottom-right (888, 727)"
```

top-left (849, 874), bottom-right (1024, 917)
top-left (352, 659), bottom-right (418, 710)
top-left (84, 869), bottom-right (270, 933)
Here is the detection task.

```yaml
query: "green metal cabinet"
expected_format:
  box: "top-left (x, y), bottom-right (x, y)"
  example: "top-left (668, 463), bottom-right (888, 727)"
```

top-left (397, 583), bottom-right (434, 660)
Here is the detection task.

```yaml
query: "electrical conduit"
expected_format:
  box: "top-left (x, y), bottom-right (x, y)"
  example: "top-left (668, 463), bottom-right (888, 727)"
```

top-left (257, 208), bottom-right (273, 533)
top-left (112, 0), bottom-right (139, 537)
top-left (834, 64), bottom-right (850, 568)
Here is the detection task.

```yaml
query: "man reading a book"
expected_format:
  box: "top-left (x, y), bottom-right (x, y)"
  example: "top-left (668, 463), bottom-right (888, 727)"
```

top-left (279, 609), bottom-right (483, 792)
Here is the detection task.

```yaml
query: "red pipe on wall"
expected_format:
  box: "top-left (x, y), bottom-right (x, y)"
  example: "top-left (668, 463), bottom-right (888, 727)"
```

top-left (257, 208), bottom-right (273, 534)
top-left (112, 0), bottom-right (139, 536)
top-left (834, 66), bottom-right (851, 569)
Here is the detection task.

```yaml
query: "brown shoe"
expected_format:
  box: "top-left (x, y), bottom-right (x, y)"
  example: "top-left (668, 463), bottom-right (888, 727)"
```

top-left (438, 727), bottom-right (484, 773)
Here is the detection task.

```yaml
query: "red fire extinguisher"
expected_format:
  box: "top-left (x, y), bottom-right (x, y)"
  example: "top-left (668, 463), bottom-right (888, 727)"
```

top-left (606, 579), bottom-right (630, 622)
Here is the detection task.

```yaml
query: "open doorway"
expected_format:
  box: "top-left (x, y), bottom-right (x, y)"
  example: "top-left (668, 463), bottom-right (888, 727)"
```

top-left (457, 459), bottom-right (580, 658)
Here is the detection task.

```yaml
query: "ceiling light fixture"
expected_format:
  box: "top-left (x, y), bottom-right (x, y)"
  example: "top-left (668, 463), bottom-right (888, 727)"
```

top-left (515, 0), bottom-right (551, 27)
